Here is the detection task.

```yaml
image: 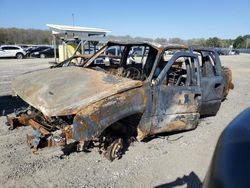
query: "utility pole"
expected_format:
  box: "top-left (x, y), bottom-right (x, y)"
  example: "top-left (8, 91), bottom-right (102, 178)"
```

top-left (246, 38), bottom-right (249, 49)
top-left (72, 13), bottom-right (75, 26)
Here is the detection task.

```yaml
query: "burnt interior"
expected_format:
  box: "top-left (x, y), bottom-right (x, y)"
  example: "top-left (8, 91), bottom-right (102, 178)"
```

top-left (54, 43), bottom-right (158, 81)
top-left (86, 44), bottom-right (158, 81)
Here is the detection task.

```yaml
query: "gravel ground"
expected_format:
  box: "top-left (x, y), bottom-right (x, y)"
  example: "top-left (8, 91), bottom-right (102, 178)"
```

top-left (0, 55), bottom-right (250, 188)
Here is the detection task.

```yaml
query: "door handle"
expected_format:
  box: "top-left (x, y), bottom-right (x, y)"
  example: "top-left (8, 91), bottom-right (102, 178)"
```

top-left (214, 83), bottom-right (221, 88)
top-left (194, 93), bottom-right (201, 99)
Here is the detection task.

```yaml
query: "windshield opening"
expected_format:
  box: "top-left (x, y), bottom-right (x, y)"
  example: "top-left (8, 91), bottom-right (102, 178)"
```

top-left (85, 44), bottom-right (157, 81)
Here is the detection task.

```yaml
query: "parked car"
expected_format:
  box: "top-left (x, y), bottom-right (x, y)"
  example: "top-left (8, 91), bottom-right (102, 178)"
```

top-left (215, 48), bottom-right (240, 55)
top-left (6, 41), bottom-right (233, 161)
top-left (214, 48), bottom-right (226, 55)
top-left (204, 108), bottom-right (250, 188)
top-left (84, 47), bottom-right (99, 54)
top-left (0, 45), bottom-right (26, 59)
top-left (229, 49), bottom-right (240, 55)
top-left (32, 47), bottom-right (59, 58)
top-left (26, 46), bottom-right (51, 57)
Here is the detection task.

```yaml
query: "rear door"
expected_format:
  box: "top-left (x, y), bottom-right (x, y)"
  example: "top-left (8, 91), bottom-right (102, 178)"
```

top-left (150, 52), bottom-right (202, 135)
top-left (198, 50), bottom-right (224, 116)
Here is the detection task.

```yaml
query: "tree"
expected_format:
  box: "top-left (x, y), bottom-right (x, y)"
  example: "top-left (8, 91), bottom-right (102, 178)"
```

top-left (154, 38), bottom-right (168, 44)
top-left (187, 38), bottom-right (206, 46)
top-left (0, 27), bottom-right (52, 45)
top-left (168, 38), bottom-right (184, 45)
top-left (206, 37), bottom-right (221, 47)
top-left (233, 36), bottom-right (244, 48)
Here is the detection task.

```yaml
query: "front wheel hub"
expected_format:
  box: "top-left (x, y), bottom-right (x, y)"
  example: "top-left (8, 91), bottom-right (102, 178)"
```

top-left (104, 138), bottom-right (124, 161)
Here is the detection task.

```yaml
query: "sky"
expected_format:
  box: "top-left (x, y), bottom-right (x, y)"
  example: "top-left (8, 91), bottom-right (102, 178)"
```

top-left (0, 0), bottom-right (249, 39)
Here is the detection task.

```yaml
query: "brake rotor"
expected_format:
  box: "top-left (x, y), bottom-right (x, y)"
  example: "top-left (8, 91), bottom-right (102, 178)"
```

top-left (104, 138), bottom-right (123, 161)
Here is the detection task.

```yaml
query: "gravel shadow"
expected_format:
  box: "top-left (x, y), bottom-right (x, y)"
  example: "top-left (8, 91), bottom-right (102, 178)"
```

top-left (0, 95), bottom-right (28, 116)
top-left (154, 171), bottom-right (202, 188)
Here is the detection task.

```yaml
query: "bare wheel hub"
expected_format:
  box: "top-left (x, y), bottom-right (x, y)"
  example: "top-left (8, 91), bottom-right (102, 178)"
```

top-left (104, 138), bottom-right (123, 161)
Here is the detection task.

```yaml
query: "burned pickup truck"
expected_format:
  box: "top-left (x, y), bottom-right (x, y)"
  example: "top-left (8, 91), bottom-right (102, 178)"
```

top-left (6, 41), bottom-right (233, 161)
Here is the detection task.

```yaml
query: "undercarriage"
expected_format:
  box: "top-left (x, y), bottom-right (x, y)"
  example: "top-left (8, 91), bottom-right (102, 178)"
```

top-left (6, 106), bottom-right (131, 161)
top-left (6, 106), bottom-right (73, 151)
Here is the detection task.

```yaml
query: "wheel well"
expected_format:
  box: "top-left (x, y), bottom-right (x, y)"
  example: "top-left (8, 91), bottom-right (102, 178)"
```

top-left (103, 113), bottom-right (143, 138)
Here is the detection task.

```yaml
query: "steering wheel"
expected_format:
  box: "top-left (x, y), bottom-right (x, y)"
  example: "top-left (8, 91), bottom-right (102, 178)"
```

top-left (122, 67), bottom-right (141, 80)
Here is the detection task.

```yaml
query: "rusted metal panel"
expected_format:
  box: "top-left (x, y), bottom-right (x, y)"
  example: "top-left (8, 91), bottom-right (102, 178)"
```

top-left (28, 119), bottom-right (50, 135)
top-left (6, 113), bottom-right (31, 130)
top-left (73, 87), bottom-right (146, 141)
top-left (149, 85), bottom-right (201, 136)
top-left (150, 113), bottom-right (199, 135)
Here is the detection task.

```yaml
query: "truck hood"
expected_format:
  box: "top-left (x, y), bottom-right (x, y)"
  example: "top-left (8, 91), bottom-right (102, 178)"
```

top-left (12, 67), bottom-right (142, 116)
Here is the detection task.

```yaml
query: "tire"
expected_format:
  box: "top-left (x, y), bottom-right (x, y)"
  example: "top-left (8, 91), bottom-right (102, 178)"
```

top-left (222, 66), bottom-right (234, 98)
top-left (40, 54), bottom-right (46, 58)
top-left (16, 53), bottom-right (24, 59)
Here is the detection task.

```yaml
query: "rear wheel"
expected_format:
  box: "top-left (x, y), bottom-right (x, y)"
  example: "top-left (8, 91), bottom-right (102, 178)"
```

top-left (16, 53), bottom-right (24, 59)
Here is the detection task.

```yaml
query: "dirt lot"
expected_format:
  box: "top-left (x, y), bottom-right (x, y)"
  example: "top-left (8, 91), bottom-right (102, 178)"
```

top-left (0, 55), bottom-right (250, 188)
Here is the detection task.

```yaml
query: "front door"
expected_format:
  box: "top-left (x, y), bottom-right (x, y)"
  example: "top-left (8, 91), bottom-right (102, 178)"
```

top-left (150, 52), bottom-right (201, 135)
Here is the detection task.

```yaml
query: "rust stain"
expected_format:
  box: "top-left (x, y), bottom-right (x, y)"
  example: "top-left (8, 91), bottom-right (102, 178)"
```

top-left (64, 126), bottom-right (73, 140)
top-left (150, 120), bottom-right (187, 135)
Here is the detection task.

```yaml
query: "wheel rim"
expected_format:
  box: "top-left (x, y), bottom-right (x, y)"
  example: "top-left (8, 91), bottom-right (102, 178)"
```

top-left (17, 54), bottom-right (23, 59)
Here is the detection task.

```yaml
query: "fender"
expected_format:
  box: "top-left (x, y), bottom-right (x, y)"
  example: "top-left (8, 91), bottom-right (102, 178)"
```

top-left (73, 87), bottom-right (146, 141)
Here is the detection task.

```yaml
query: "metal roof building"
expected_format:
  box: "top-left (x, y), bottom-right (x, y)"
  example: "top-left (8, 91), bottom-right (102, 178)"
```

top-left (47, 24), bottom-right (111, 62)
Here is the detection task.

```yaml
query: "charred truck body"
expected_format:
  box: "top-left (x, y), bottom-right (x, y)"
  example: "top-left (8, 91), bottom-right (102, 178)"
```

top-left (7, 42), bottom-right (233, 161)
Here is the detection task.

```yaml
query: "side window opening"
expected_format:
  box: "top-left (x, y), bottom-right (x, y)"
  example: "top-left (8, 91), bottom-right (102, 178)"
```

top-left (153, 56), bottom-right (167, 79)
top-left (8, 47), bottom-right (19, 50)
top-left (127, 46), bottom-right (149, 65)
top-left (161, 56), bottom-right (199, 87)
top-left (201, 54), bottom-right (216, 77)
top-left (123, 45), bottom-right (154, 80)
top-left (165, 57), bottom-right (189, 86)
top-left (153, 49), bottom-right (190, 80)
top-left (141, 47), bottom-right (156, 78)
top-left (105, 46), bottom-right (124, 58)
